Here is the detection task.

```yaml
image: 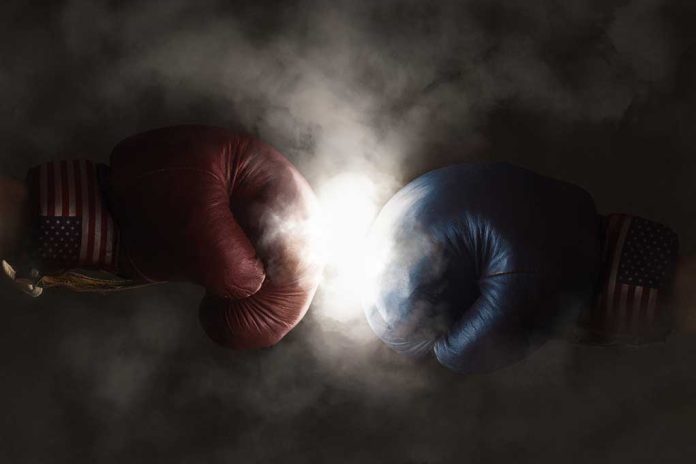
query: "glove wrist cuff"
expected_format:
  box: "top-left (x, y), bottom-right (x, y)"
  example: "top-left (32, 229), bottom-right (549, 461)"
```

top-left (24, 160), bottom-right (121, 277)
top-left (576, 214), bottom-right (679, 345)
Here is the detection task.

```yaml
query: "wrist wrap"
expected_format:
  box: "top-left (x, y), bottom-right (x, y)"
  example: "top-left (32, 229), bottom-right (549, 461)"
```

top-left (25, 160), bottom-right (120, 274)
top-left (579, 214), bottom-right (679, 344)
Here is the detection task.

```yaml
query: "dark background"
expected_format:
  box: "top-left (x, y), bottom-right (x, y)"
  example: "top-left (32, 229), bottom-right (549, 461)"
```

top-left (2, 1), bottom-right (696, 462)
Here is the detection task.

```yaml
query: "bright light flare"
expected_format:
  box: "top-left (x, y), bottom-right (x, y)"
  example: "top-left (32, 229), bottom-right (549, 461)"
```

top-left (316, 172), bottom-right (383, 322)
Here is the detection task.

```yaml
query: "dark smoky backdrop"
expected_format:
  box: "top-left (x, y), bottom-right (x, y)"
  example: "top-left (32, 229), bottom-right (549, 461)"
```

top-left (2, 0), bottom-right (696, 463)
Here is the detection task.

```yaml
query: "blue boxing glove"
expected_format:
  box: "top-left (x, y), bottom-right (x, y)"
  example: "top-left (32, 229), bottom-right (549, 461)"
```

top-left (364, 162), bottom-right (602, 374)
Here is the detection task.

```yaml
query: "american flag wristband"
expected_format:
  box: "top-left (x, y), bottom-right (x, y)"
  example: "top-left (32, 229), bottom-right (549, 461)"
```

top-left (25, 160), bottom-right (120, 275)
top-left (578, 214), bottom-right (679, 345)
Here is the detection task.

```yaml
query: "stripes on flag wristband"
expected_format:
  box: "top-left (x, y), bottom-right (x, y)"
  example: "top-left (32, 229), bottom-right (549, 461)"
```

top-left (579, 214), bottom-right (679, 344)
top-left (26, 160), bottom-right (119, 273)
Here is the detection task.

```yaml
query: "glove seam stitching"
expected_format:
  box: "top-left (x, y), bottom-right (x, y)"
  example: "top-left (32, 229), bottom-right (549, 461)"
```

top-left (482, 270), bottom-right (536, 278)
top-left (115, 167), bottom-right (225, 187)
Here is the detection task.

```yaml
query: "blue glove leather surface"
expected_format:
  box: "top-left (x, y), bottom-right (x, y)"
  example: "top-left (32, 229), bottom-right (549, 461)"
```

top-left (364, 162), bottom-right (601, 374)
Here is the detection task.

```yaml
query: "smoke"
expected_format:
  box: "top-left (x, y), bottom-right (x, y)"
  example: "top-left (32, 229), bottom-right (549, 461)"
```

top-left (2, 0), bottom-right (696, 462)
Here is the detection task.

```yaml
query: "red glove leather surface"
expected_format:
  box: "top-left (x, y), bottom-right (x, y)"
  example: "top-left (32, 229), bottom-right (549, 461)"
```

top-left (108, 125), bottom-right (322, 349)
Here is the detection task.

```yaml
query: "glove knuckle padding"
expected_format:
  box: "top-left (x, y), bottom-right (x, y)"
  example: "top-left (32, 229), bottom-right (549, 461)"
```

top-left (109, 125), bottom-right (321, 348)
top-left (365, 162), bottom-right (601, 373)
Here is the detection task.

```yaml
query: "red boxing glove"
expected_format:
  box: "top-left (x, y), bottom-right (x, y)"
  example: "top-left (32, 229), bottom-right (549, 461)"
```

top-left (20, 125), bottom-right (321, 349)
top-left (108, 125), bottom-right (322, 348)
top-left (108, 125), bottom-right (322, 349)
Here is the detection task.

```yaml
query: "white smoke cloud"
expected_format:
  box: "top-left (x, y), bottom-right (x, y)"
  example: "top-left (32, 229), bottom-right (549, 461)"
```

top-left (1, 0), bottom-right (695, 462)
